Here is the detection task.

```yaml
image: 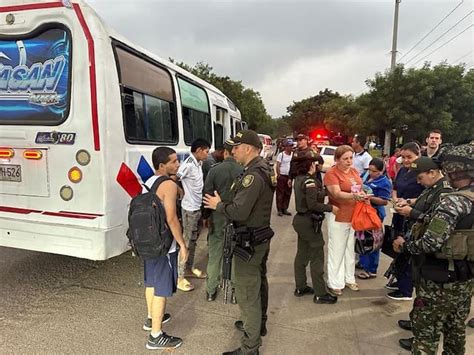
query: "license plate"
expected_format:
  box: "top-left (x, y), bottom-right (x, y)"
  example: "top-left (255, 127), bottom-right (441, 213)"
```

top-left (0, 164), bottom-right (21, 182)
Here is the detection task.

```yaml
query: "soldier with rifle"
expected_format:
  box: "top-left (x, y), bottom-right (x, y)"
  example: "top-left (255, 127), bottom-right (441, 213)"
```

top-left (204, 130), bottom-right (276, 355)
top-left (202, 141), bottom-right (243, 302)
top-left (389, 157), bottom-right (452, 351)
top-left (393, 143), bottom-right (474, 354)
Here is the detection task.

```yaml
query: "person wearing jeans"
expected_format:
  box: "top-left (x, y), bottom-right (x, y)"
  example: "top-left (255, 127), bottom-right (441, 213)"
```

top-left (389, 142), bottom-right (424, 300)
top-left (357, 158), bottom-right (392, 279)
top-left (324, 145), bottom-right (367, 295)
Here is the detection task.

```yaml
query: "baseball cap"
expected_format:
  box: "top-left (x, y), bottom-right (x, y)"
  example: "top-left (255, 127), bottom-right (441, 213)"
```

top-left (227, 130), bottom-right (262, 149)
top-left (409, 157), bottom-right (440, 175)
top-left (296, 133), bottom-right (308, 140)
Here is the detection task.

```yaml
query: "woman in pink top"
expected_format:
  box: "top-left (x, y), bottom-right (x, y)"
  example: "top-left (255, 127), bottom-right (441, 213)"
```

top-left (324, 145), bottom-right (366, 295)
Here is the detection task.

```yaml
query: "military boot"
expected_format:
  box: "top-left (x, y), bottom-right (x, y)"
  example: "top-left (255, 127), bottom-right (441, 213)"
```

top-left (223, 348), bottom-right (259, 355)
top-left (399, 337), bottom-right (413, 351)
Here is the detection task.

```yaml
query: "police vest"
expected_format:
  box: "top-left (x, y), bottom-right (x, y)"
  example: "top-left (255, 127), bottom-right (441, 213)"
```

top-left (434, 189), bottom-right (474, 270)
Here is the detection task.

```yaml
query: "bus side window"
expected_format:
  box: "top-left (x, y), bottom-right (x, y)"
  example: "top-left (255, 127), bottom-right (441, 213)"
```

top-left (178, 78), bottom-right (212, 145)
top-left (115, 47), bottom-right (178, 144)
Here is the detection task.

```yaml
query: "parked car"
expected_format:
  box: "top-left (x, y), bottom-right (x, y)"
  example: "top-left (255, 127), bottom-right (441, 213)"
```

top-left (317, 145), bottom-right (337, 172)
top-left (258, 134), bottom-right (274, 160)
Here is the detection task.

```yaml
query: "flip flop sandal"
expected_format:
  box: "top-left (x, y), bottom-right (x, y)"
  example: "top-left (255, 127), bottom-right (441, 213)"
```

top-left (357, 271), bottom-right (371, 279)
top-left (177, 279), bottom-right (194, 292)
top-left (191, 268), bottom-right (207, 279)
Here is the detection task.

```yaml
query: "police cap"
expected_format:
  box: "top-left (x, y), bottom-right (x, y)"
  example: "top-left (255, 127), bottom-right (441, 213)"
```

top-left (227, 130), bottom-right (262, 149)
top-left (409, 157), bottom-right (440, 175)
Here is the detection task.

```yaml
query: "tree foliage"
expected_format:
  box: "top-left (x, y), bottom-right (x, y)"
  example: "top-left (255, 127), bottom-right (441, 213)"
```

top-left (358, 63), bottom-right (473, 143)
top-left (284, 64), bottom-right (473, 144)
top-left (285, 89), bottom-right (341, 134)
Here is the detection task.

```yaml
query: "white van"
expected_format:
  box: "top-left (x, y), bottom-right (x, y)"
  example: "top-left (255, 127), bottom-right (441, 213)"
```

top-left (258, 134), bottom-right (273, 160)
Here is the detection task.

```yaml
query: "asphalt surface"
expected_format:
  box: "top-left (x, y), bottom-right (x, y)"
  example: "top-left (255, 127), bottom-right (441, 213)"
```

top-left (1, 205), bottom-right (473, 354)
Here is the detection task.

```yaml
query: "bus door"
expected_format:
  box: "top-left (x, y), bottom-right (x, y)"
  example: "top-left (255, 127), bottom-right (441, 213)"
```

top-left (214, 106), bottom-right (227, 148)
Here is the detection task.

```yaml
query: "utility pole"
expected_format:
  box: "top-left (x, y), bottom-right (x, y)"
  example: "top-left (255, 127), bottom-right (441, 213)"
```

top-left (384, 0), bottom-right (401, 155)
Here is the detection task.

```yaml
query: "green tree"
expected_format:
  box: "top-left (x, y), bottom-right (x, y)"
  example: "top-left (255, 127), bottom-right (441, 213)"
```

top-left (322, 95), bottom-right (361, 136)
top-left (285, 89), bottom-right (341, 134)
top-left (358, 63), bottom-right (474, 143)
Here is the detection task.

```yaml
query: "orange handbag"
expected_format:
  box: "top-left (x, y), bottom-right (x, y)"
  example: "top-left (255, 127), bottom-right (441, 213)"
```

top-left (351, 201), bottom-right (382, 231)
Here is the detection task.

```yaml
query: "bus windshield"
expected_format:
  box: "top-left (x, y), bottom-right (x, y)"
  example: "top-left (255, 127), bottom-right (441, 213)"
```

top-left (0, 26), bottom-right (72, 125)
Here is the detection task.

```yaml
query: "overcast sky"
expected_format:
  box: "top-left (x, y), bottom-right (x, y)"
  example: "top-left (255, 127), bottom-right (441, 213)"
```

top-left (88, 0), bottom-right (473, 117)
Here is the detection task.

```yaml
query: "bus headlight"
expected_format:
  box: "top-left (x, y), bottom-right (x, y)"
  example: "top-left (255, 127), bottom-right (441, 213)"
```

top-left (68, 167), bottom-right (82, 183)
top-left (76, 149), bottom-right (91, 166)
top-left (60, 185), bottom-right (74, 201)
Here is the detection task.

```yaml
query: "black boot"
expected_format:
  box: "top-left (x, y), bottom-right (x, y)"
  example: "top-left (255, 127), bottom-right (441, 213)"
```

top-left (282, 209), bottom-right (292, 216)
top-left (223, 348), bottom-right (259, 355)
top-left (294, 286), bottom-right (314, 297)
top-left (313, 293), bottom-right (338, 304)
top-left (206, 290), bottom-right (217, 302)
top-left (399, 337), bottom-right (413, 351)
top-left (398, 319), bottom-right (412, 331)
top-left (468, 318), bottom-right (474, 328)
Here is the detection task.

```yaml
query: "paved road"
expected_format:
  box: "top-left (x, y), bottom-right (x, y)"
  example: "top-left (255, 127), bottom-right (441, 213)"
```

top-left (1, 205), bottom-right (473, 354)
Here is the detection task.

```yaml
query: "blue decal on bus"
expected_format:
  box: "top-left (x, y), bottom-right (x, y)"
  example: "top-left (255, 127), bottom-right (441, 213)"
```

top-left (0, 28), bottom-right (71, 124)
top-left (137, 156), bottom-right (154, 183)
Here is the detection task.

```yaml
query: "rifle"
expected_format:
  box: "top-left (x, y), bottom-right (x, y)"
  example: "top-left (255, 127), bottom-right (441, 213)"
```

top-left (222, 222), bottom-right (235, 304)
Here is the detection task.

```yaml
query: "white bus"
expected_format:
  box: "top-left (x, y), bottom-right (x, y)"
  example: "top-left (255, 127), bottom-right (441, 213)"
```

top-left (0, 0), bottom-right (244, 260)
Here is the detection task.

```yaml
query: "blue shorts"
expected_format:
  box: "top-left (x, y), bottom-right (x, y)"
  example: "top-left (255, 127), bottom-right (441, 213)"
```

top-left (144, 251), bottom-right (178, 297)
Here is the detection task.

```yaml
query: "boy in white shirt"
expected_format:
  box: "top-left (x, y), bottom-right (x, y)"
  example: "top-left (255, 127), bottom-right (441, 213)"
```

top-left (176, 138), bottom-right (210, 291)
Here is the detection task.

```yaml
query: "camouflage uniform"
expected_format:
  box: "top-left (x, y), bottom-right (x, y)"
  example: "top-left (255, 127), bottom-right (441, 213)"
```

top-left (402, 143), bottom-right (474, 355)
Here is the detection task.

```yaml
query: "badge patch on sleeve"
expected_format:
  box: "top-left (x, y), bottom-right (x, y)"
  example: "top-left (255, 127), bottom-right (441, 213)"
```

top-left (305, 179), bottom-right (316, 188)
top-left (242, 175), bottom-right (254, 188)
top-left (427, 217), bottom-right (449, 237)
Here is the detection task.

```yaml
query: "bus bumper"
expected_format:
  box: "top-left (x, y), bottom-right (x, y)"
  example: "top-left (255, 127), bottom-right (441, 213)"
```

top-left (0, 218), bottom-right (128, 260)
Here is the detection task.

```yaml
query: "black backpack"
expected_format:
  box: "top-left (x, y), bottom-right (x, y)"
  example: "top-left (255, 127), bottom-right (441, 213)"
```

top-left (126, 176), bottom-right (173, 260)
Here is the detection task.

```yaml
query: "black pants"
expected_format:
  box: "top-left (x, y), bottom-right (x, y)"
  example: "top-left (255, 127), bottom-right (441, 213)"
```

top-left (276, 175), bottom-right (291, 211)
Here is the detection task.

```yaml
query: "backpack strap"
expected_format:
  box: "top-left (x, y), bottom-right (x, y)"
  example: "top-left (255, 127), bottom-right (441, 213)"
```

top-left (149, 176), bottom-right (172, 195)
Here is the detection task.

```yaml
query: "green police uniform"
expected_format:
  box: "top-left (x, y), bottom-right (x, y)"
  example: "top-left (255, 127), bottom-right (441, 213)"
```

top-left (217, 155), bottom-right (275, 354)
top-left (289, 146), bottom-right (324, 181)
top-left (401, 147), bottom-right (474, 355)
top-left (292, 174), bottom-right (333, 295)
top-left (204, 157), bottom-right (243, 295)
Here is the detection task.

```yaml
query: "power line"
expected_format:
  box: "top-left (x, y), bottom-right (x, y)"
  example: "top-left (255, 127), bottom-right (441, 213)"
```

top-left (410, 25), bottom-right (473, 67)
top-left (398, 0), bottom-right (464, 61)
top-left (452, 50), bottom-right (473, 64)
top-left (403, 10), bottom-right (473, 65)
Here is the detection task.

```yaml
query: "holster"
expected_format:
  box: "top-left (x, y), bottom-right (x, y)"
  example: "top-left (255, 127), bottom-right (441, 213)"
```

top-left (310, 213), bottom-right (324, 234)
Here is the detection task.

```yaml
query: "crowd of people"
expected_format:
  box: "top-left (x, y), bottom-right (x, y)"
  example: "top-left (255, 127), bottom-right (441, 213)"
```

top-left (137, 128), bottom-right (473, 355)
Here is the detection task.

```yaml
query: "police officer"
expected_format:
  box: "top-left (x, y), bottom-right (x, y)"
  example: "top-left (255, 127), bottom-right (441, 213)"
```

top-left (204, 130), bottom-right (275, 355)
top-left (392, 157), bottom-right (453, 351)
top-left (289, 133), bottom-right (324, 183)
top-left (203, 141), bottom-right (244, 301)
top-left (292, 159), bottom-right (338, 304)
top-left (393, 143), bottom-right (474, 354)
